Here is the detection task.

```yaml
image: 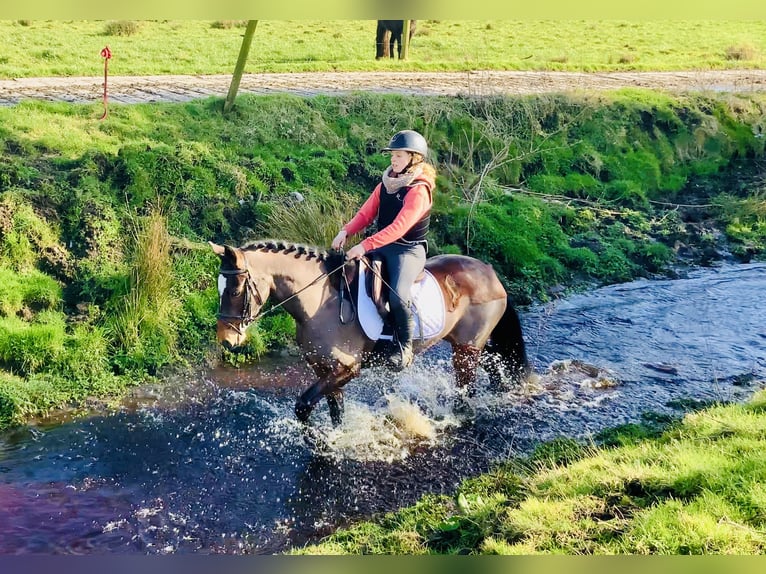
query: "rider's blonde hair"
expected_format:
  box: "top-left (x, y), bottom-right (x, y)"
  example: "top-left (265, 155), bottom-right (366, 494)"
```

top-left (406, 153), bottom-right (436, 181)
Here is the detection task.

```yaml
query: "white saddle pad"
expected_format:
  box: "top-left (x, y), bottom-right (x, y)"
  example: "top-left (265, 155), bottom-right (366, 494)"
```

top-left (357, 266), bottom-right (445, 341)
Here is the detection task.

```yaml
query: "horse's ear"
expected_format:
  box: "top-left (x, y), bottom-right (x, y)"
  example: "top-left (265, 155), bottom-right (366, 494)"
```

top-left (209, 241), bottom-right (225, 257)
top-left (223, 244), bottom-right (238, 263)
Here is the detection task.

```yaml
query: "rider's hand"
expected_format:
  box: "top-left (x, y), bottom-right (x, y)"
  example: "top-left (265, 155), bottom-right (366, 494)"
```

top-left (331, 230), bottom-right (347, 250)
top-left (346, 243), bottom-right (366, 261)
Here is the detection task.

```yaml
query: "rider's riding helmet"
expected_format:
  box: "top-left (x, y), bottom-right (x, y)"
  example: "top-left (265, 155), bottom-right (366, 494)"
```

top-left (382, 130), bottom-right (428, 157)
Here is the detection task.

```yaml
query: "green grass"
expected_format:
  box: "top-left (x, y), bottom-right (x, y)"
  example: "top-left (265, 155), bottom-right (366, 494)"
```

top-left (105, 209), bottom-right (180, 375)
top-left (1, 20), bottom-right (766, 78)
top-left (293, 389), bottom-right (766, 554)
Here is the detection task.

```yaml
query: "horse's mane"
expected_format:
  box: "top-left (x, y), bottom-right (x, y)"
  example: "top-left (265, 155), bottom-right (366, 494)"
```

top-left (241, 239), bottom-right (349, 279)
top-left (242, 239), bottom-right (328, 260)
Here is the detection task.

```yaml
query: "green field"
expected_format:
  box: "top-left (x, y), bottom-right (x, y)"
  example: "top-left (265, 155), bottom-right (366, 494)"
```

top-left (1, 19), bottom-right (766, 78)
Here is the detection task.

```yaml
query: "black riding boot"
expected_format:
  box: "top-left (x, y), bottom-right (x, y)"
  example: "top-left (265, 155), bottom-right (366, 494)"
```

top-left (390, 307), bottom-right (415, 371)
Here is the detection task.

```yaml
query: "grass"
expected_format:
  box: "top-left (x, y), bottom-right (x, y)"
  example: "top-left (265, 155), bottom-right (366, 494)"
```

top-left (0, 78), bottom-right (763, 433)
top-left (105, 208), bottom-right (180, 375)
top-left (292, 389), bottom-right (766, 554)
top-left (1, 20), bottom-right (766, 78)
top-left (257, 191), bottom-right (359, 246)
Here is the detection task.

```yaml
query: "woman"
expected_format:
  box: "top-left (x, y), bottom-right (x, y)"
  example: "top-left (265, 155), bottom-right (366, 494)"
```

top-left (332, 130), bottom-right (436, 371)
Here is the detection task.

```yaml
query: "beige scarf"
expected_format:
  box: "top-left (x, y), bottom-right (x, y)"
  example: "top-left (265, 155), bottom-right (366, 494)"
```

top-left (381, 165), bottom-right (422, 194)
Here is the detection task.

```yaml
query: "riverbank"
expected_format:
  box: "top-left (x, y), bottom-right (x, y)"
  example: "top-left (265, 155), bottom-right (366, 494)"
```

top-left (1, 88), bottom-right (764, 429)
top-left (292, 388), bottom-right (766, 554)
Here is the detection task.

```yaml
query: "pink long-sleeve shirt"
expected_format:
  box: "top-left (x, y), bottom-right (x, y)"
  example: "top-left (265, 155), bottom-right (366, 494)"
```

top-left (343, 179), bottom-right (433, 252)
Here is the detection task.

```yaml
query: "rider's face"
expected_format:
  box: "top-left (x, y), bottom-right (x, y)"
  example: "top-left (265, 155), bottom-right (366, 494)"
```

top-left (389, 150), bottom-right (412, 174)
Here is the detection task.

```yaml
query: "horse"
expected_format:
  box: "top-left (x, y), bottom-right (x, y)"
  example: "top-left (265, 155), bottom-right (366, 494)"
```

top-left (211, 239), bottom-right (531, 426)
top-left (376, 20), bottom-right (417, 60)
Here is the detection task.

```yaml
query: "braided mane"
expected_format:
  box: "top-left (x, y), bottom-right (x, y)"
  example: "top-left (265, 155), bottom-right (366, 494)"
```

top-left (242, 239), bottom-right (329, 261)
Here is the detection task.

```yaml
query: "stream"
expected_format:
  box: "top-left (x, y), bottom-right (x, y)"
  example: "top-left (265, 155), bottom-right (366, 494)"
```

top-left (1, 263), bottom-right (764, 554)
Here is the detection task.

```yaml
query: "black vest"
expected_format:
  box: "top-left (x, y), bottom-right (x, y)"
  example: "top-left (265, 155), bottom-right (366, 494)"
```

top-left (377, 180), bottom-right (431, 243)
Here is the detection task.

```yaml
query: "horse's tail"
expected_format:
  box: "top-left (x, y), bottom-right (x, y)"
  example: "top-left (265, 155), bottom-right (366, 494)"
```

top-left (484, 295), bottom-right (532, 387)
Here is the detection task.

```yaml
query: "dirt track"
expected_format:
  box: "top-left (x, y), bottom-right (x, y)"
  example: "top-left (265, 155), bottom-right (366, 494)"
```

top-left (1, 70), bottom-right (766, 105)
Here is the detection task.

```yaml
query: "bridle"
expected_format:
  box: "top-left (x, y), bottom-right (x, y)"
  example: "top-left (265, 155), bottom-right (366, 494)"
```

top-left (216, 258), bottom-right (353, 336)
top-left (217, 267), bottom-right (264, 335)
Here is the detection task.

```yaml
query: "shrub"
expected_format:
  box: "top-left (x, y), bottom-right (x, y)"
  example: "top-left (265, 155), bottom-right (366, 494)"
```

top-left (258, 311), bottom-right (297, 350)
top-left (0, 372), bottom-right (68, 428)
top-left (0, 194), bottom-right (67, 273)
top-left (210, 20), bottom-right (248, 29)
top-left (175, 289), bottom-right (218, 361)
top-left (0, 312), bottom-right (67, 376)
top-left (53, 324), bottom-right (110, 383)
top-left (103, 21), bottom-right (141, 36)
top-left (634, 241), bottom-right (674, 273)
top-left (258, 192), bottom-right (358, 247)
top-left (105, 210), bottom-right (179, 374)
top-left (0, 267), bottom-right (61, 317)
top-left (529, 437), bottom-right (588, 468)
top-left (725, 44), bottom-right (758, 61)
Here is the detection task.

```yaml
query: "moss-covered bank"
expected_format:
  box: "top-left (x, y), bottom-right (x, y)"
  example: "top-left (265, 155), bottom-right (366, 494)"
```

top-left (0, 90), bottom-right (764, 428)
top-left (291, 389), bottom-right (766, 554)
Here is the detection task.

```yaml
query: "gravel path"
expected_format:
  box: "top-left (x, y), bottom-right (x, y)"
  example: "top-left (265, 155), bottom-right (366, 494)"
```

top-left (1, 70), bottom-right (766, 106)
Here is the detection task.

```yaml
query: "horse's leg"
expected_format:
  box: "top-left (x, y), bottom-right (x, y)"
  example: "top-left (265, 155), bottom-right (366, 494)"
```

top-left (452, 343), bottom-right (483, 397)
top-left (482, 352), bottom-right (506, 392)
top-left (409, 20), bottom-right (417, 41)
top-left (295, 378), bottom-right (332, 423)
top-left (375, 22), bottom-right (387, 59)
top-left (482, 295), bottom-right (532, 391)
top-left (295, 361), bottom-right (357, 425)
top-left (326, 391), bottom-right (344, 427)
top-left (449, 343), bottom-right (483, 421)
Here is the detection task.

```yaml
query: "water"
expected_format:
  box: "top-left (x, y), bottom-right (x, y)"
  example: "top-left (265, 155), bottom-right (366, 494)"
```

top-left (1, 263), bottom-right (764, 554)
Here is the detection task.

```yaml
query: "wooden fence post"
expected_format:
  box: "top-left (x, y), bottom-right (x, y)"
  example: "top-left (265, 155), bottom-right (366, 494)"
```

top-left (401, 19), bottom-right (411, 60)
top-left (224, 20), bottom-right (258, 114)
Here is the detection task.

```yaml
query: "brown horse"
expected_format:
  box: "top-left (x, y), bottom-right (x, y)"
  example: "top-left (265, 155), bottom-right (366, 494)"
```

top-left (211, 240), bottom-right (530, 426)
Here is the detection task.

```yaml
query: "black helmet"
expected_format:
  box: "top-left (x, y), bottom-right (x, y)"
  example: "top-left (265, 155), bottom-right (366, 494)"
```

top-left (382, 130), bottom-right (428, 156)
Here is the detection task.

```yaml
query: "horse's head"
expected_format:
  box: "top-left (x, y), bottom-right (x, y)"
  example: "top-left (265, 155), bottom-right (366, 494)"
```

top-left (210, 242), bottom-right (265, 351)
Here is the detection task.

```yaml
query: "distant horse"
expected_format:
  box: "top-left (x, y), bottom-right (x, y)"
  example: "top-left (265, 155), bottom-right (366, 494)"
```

top-left (212, 240), bottom-right (530, 426)
top-left (376, 20), bottom-right (417, 59)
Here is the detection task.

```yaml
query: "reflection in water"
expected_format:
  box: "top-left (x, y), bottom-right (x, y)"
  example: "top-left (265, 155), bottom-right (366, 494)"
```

top-left (0, 263), bottom-right (764, 554)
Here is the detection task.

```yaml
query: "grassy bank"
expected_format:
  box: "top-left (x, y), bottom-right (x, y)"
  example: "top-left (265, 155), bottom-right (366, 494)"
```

top-left (291, 389), bottom-right (766, 554)
top-left (0, 89), bottom-right (764, 427)
top-left (1, 20), bottom-right (766, 78)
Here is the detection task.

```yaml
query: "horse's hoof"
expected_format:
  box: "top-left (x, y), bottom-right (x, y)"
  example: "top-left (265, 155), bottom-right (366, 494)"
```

top-left (301, 426), bottom-right (330, 453)
top-left (452, 394), bottom-right (476, 421)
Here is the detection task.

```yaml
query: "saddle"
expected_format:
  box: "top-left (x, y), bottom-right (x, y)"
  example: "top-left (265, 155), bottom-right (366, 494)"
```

top-left (327, 250), bottom-right (435, 344)
top-left (362, 253), bottom-right (426, 322)
top-left (364, 256), bottom-right (389, 321)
